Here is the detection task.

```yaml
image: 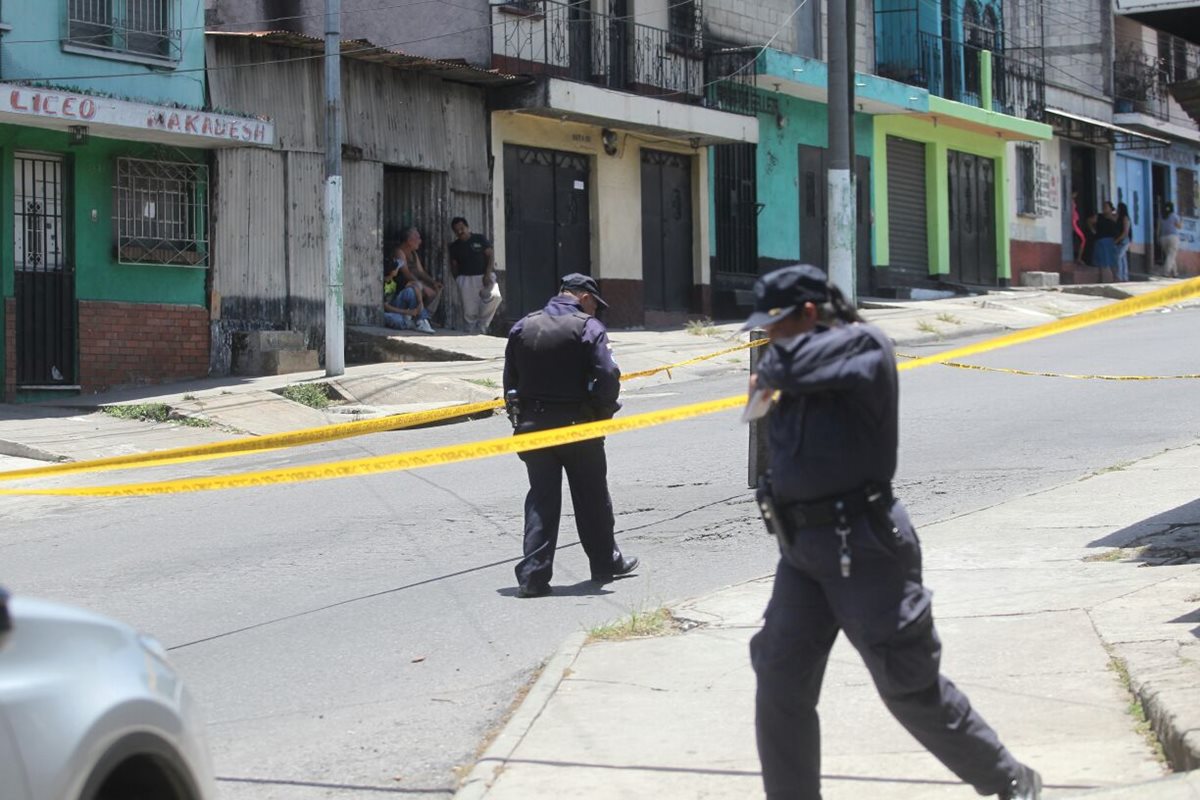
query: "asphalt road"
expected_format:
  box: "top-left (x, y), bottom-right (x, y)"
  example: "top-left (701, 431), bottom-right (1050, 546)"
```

top-left (2, 305), bottom-right (1198, 798)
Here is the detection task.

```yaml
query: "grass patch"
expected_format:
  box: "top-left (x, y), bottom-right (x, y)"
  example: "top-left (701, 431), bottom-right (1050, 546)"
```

top-left (1093, 459), bottom-right (1135, 476)
top-left (1084, 549), bottom-right (1126, 562)
top-left (936, 313), bottom-right (963, 325)
top-left (685, 317), bottom-right (719, 336)
top-left (181, 393), bottom-right (197, 401)
top-left (588, 607), bottom-right (676, 642)
top-left (101, 403), bottom-right (211, 427)
top-left (1107, 652), bottom-right (1168, 764)
top-left (279, 382), bottom-right (331, 409)
top-left (915, 319), bottom-right (941, 336)
top-left (467, 377), bottom-right (500, 390)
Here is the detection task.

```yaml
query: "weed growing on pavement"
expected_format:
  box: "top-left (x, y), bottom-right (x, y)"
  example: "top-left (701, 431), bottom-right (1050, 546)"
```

top-left (915, 319), bottom-right (941, 336)
top-left (101, 403), bottom-right (211, 427)
top-left (279, 382), bottom-right (331, 409)
top-left (467, 377), bottom-right (500, 389)
top-left (685, 317), bottom-right (719, 336)
top-left (936, 313), bottom-right (963, 325)
top-left (181, 393), bottom-right (197, 401)
top-left (588, 607), bottom-right (676, 642)
top-left (1093, 459), bottom-right (1135, 476)
top-left (1106, 653), bottom-right (1167, 764)
top-left (1083, 549), bottom-right (1126, 562)
top-left (102, 403), bottom-right (172, 423)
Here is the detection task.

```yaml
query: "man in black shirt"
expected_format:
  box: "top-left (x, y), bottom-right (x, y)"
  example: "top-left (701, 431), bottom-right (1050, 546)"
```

top-left (746, 264), bottom-right (1041, 800)
top-left (449, 217), bottom-right (501, 334)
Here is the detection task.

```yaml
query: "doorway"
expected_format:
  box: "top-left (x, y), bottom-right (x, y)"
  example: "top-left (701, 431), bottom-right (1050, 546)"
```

top-left (947, 149), bottom-right (997, 285)
top-left (13, 153), bottom-right (75, 388)
top-left (798, 145), bottom-right (873, 289)
top-left (641, 149), bottom-right (694, 313)
top-left (1152, 162), bottom-right (1170, 268)
top-left (503, 145), bottom-right (592, 318)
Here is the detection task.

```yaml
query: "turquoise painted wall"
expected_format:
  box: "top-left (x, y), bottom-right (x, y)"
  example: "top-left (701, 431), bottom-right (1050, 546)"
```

top-left (0, 0), bottom-right (207, 107)
top-left (755, 93), bottom-right (875, 264)
top-left (0, 125), bottom-right (208, 305)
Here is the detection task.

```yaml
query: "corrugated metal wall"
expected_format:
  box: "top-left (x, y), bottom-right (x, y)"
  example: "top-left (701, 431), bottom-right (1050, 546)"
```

top-left (207, 36), bottom-right (494, 368)
top-left (210, 148), bottom-right (288, 374)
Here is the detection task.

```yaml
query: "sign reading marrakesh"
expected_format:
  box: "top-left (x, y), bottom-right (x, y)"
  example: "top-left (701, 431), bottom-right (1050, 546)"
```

top-left (0, 83), bottom-right (276, 147)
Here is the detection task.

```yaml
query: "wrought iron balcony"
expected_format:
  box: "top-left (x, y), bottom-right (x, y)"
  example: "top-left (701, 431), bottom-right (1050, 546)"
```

top-left (1112, 38), bottom-right (1199, 123)
top-left (875, 15), bottom-right (1044, 121)
top-left (491, 0), bottom-right (705, 102)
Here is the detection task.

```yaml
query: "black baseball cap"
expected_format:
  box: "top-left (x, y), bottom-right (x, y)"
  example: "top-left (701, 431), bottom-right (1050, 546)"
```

top-left (560, 273), bottom-right (609, 309)
top-left (740, 264), bottom-right (830, 331)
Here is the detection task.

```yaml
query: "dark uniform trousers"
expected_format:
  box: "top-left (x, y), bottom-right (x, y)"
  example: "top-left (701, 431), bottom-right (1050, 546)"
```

top-left (514, 406), bottom-right (620, 589)
top-left (750, 498), bottom-right (1019, 799)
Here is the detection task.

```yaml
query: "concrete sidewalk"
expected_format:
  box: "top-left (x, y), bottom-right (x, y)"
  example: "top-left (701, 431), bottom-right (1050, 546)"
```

top-left (0, 282), bottom-right (1174, 467)
top-left (454, 442), bottom-right (1200, 799)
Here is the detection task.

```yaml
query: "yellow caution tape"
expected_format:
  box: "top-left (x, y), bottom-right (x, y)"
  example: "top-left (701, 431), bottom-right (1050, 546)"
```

top-left (0, 395), bottom-right (745, 497)
top-left (895, 354), bottom-right (1200, 381)
top-left (895, 278), bottom-right (1200, 373)
top-left (5, 277), bottom-right (1197, 497)
top-left (0, 337), bottom-right (766, 482)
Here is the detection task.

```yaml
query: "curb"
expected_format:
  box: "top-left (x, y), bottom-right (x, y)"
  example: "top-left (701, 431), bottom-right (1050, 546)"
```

top-left (453, 630), bottom-right (589, 799)
top-left (1118, 643), bottom-right (1200, 772)
top-left (0, 439), bottom-right (66, 464)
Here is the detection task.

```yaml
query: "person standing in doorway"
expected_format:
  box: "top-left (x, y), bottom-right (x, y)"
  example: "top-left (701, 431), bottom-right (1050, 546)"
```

top-left (1161, 202), bottom-right (1182, 278)
top-left (1114, 202), bottom-right (1132, 282)
top-left (503, 273), bottom-right (638, 598)
top-left (448, 217), bottom-right (502, 334)
top-left (745, 264), bottom-right (1042, 800)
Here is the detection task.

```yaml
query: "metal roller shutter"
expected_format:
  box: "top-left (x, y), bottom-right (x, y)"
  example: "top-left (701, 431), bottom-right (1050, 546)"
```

top-left (886, 136), bottom-right (929, 276)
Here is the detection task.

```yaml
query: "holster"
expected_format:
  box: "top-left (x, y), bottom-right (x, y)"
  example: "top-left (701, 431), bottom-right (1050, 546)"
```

top-left (755, 477), bottom-right (790, 545)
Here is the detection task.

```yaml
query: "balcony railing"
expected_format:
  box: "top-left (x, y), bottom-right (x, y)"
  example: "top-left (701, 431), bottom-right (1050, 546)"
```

top-left (491, 0), bottom-right (704, 102)
top-left (1112, 38), bottom-right (1200, 124)
top-left (64, 0), bottom-right (181, 64)
top-left (875, 28), bottom-right (1044, 120)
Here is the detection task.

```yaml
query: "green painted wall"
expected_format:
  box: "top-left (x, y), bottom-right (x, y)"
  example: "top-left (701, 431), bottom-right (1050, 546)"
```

top-left (872, 115), bottom-right (1013, 279)
top-left (0, 125), bottom-right (208, 305)
top-left (755, 93), bottom-right (876, 264)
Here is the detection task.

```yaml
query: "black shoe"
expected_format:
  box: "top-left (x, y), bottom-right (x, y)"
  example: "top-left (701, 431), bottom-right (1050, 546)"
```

top-left (998, 764), bottom-right (1042, 800)
top-left (591, 555), bottom-right (639, 583)
top-left (516, 584), bottom-right (551, 599)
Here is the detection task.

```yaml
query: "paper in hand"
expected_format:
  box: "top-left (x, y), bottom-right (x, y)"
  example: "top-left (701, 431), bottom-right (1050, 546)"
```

top-left (741, 389), bottom-right (776, 423)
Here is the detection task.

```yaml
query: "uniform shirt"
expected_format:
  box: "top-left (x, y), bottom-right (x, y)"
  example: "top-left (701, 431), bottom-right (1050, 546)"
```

top-left (503, 294), bottom-right (621, 418)
top-left (449, 234), bottom-right (492, 277)
top-left (755, 322), bottom-right (898, 504)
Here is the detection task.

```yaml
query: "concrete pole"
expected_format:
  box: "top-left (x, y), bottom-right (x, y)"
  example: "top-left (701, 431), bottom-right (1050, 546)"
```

top-left (827, 0), bottom-right (856, 302)
top-left (747, 329), bottom-right (769, 489)
top-left (324, 0), bottom-right (345, 376)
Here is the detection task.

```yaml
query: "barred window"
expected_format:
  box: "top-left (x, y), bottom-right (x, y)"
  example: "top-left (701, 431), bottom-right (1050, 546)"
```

top-left (114, 158), bottom-right (209, 267)
top-left (669, 0), bottom-right (701, 54)
top-left (1177, 168), bottom-right (1197, 219)
top-left (66, 0), bottom-right (180, 63)
top-left (1015, 144), bottom-right (1036, 216)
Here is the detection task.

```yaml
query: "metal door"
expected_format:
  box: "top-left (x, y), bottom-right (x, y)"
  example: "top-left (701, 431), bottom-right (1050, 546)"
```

top-left (641, 150), bottom-right (693, 312)
top-left (712, 143), bottom-right (758, 276)
top-left (885, 136), bottom-right (929, 277)
top-left (568, 0), bottom-right (593, 83)
top-left (607, 0), bottom-right (630, 88)
top-left (856, 155), bottom-right (873, 294)
top-left (1116, 155), bottom-right (1150, 275)
top-left (947, 149), bottom-right (997, 285)
top-left (798, 145), bottom-right (827, 268)
top-left (13, 153), bottom-right (75, 388)
top-left (504, 145), bottom-right (591, 318)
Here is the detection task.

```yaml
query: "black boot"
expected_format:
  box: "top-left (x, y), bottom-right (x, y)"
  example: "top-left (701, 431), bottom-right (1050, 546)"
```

top-left (998, 764), bottom-right (1041, 800)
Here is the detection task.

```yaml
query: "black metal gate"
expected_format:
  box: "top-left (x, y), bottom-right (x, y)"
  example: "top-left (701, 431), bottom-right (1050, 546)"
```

top-left (799, 146), bottom-right (874, 290)
top-left (640, 149), bottom-right (693, 313)
top-left (503, 145), bottom-right (591, 319)
top-left (885, 136), bottom-right (929, 278)
top-left (947, 149), bottom-right (997, 285)
top-left (712, 143), bottom-right (757, 277)
top-left (14, 153), bottom-right (75, 388)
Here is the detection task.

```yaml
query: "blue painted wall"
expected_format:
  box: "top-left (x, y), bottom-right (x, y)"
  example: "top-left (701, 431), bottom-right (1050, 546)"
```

top-left (0, 0), bottom-right (206, 106)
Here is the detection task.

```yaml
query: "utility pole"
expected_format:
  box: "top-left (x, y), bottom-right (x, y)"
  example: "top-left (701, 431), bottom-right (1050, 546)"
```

top-left (826, 0), bottom-right (857, 302)
top-left (324, 0), bottom-right (345, 376)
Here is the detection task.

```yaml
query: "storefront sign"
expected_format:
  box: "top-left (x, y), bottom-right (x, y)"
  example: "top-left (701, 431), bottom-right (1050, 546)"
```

top-left (0, 83), bottom-right (275, 147)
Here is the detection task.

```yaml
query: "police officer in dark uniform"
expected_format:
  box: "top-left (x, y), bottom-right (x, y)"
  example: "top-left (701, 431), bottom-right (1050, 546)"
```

top-left (503, 274), bottom-right (639, 599)
top-left (745, 265), bottom-right (1041, 800)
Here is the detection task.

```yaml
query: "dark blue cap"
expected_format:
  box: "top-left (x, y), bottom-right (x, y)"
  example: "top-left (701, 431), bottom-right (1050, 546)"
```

top-left (560, 273), bottom-right (609, 308)
top-left (741, 264), bottom-right (830, 331)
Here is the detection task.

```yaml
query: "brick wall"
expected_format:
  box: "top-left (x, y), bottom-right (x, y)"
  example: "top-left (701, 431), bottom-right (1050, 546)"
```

top-left (78, 301), bottom-right (210, 394)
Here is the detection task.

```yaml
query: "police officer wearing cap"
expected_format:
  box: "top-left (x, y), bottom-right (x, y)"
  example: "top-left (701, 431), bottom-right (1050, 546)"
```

top-left (502, 274), bottom-right (639, 599)
top-left (746, 265), bottom-right (1041, 800)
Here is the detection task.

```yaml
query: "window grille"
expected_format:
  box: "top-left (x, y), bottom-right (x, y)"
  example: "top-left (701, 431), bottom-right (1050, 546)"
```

top-left (114, 157), bottom-right (209, 267)
top-left (1177, 168), bottom-right (1197, 219)
top-left (65, 0), bottom-right (180, 63)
